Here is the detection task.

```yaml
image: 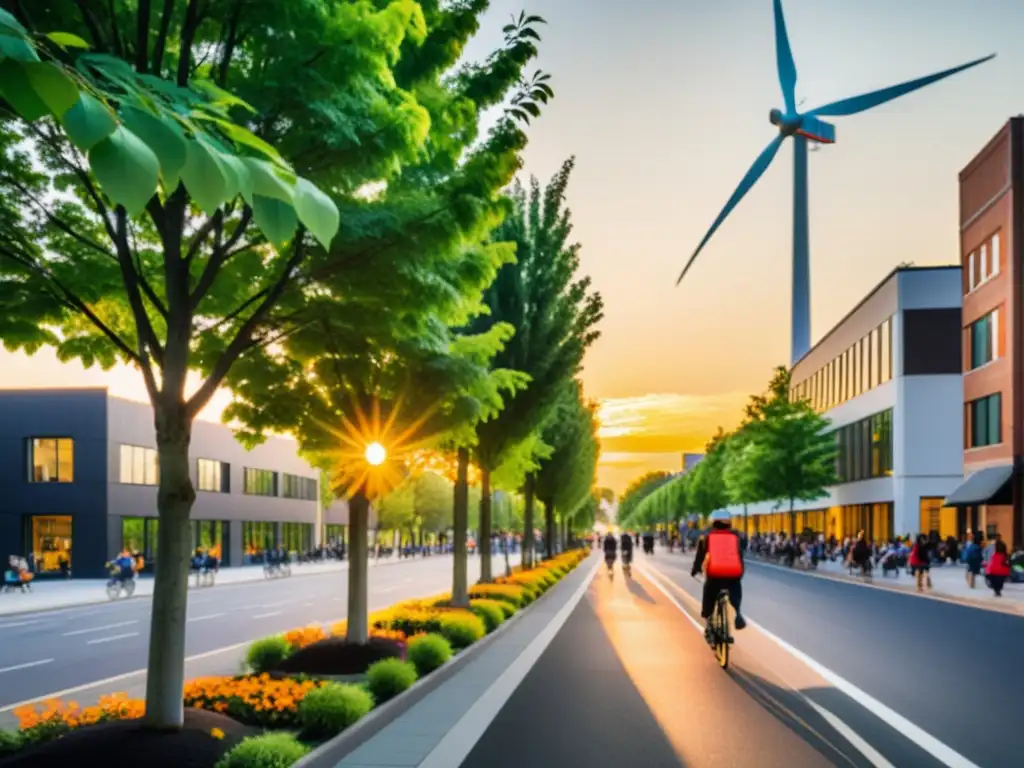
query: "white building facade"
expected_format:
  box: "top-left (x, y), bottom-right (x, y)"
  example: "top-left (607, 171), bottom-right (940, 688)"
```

top-left (725, 266), bottom-right (964, 543)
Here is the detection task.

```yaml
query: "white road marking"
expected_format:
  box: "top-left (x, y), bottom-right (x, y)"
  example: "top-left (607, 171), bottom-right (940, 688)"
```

top-left (0, 620), bottom-right (42, 629)
top-left (419, 560), bottom-right (600, 768)
top-left (63, 620), bottom-right (138, 636)
top-left (86, 632), bottom-right (139, 645)
top-left (803, 697), bottom-right (896, 768)
top-left (0, 641), bottom-right (251, 713)
top-left (252, 611), bottom-right (281, 619)
top-left (640, 563), bottom-right (982, 768)
top-left (187, 613), bottom-right (226, 623)
top-left (0, 659), bottom-right (53, 675)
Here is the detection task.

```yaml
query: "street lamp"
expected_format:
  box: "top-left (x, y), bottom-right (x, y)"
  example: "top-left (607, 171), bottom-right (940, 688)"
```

top-left (365, 441), bottom-right (387, 467)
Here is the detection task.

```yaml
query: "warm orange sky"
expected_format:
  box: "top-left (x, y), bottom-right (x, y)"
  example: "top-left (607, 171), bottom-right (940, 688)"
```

top-left (2, 0), bottom-right (1020, 493)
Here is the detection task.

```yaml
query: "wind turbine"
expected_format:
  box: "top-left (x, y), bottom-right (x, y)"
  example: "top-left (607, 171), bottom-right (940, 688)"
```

top-left (678, 0), bottom-right (994, 365)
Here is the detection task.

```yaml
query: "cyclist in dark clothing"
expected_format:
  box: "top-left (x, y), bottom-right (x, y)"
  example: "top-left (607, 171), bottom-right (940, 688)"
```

top-left (620, 531), bottom-right (634, 568)
top-left (603, 533), bottom-right (617, 571)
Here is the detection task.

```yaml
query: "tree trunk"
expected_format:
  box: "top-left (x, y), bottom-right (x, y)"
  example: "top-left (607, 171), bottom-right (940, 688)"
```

top-left (523, 473), bottom-right (536, 568)
top-left (479, 468), bottom-right (492, 582)
top-left (144, 405), bottom-right (196, 729)
top-left (452, 447), bottom-right (470, 607)
top-left (346, 489), bottom-right (370, 644)
top-left (544, 501), bottom-right (555, 562)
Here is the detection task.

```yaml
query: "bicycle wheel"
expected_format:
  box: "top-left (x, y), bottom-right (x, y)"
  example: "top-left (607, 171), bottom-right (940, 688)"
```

top-left (123, 578), bottom-right (136, 597)
top-left (714, 594), bottom-right (730, 669)
top-left (106, 581), bottom-right (121, 600)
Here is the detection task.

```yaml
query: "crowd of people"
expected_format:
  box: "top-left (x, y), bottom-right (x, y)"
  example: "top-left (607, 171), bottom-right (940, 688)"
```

top-left (748, 529), bottom-right (1019, 597)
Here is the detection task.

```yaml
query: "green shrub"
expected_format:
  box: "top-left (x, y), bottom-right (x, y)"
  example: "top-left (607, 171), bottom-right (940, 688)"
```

top-left (0, 730), bottom-right (21, 756)
top-left (298, 682), bottom-right (373, 741)
top-left (492, 599), bottom-right (516, 619)
top-left (469, 599), bottom-right (505, 633)
top-left (245, 635), bottom-right (292, 674)
top-left (214, 732), bottom-right (310, 768)
top-left (366, 658), bottom-right (418, 703)
top-left (468, 583), bottom-right (526, 607)
top-left (439, 611), bottom-right (486, 649)
top-left (406, 633), bottom-right (453, 676)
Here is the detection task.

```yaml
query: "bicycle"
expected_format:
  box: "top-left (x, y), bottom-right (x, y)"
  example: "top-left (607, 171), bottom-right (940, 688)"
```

top-left (622, 552), bottom-right (632, 579)
top-left (695, 575), bottom-right (732, 669)
top-left (105, 564), bottom-right (136, 600)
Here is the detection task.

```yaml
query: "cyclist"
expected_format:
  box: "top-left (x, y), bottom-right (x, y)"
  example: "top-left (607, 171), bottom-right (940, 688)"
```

top-left (691, 510), bottom-right (746, 642)
top-left (112, 550), bottom-right (136, 584)
top-left (620, 530), bottom-right (634, 570)
top-left (603, 532), bottom-right (617, 571)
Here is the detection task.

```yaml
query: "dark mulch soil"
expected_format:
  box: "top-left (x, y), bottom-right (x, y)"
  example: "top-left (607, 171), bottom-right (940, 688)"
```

top-left (273, 636), bottom-right (404, 675)
top-left (0, 708), bottom-right (255, 768)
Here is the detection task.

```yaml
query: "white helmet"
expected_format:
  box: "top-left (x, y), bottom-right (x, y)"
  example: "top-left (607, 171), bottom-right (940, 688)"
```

top-left (709, 509), bottom-right (732, 523)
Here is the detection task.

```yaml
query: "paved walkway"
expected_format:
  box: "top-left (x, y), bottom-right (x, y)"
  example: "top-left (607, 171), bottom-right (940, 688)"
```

top-left (0, 554), bottom-right (430, 616)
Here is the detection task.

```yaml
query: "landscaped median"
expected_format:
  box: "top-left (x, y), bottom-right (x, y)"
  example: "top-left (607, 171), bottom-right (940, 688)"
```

top-left (0, 548), bottom-right (589, 768)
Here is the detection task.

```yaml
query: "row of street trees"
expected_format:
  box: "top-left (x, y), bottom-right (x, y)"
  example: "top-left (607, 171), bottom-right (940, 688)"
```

top-left (618, 367), bottom-right (838, 532)
top-left (0, 0), bottom-right (601, 730)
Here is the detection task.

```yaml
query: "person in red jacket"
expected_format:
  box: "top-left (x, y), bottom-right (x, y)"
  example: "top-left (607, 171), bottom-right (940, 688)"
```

top-left (909, 534), bottom-right (932, 592)
top-left (691, 510), bottom-right (746, 642)
top-left (985, 539), bottom-right (1011, 597)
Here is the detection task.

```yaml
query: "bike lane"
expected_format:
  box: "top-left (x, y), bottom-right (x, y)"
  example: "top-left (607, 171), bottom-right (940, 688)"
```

top-left (460, 562), bottom-right (908, 768)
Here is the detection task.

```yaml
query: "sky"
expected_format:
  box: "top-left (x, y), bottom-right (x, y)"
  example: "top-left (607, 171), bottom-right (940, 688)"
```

top-left (2, 0), bottom-right (1022, 494)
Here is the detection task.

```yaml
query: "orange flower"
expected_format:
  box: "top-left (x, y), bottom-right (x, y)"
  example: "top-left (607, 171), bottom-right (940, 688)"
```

top-left (210, 727), bottom-right (225, 740)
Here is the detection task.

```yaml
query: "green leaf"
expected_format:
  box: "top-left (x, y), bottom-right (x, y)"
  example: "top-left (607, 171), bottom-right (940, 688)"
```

top-left (120, 106), bottom-right (187, 191)
top-left (23, 62), bottom-right (80, 118)
top-left (244, 158), bottom-right (294, 203)
top-left (0, 33), bottom-right (39, 62)
top-left (294, 177), bottom-right (339, 248)
top-left (179, 137), bottom-right (228, 214)
top-left (192, 111), bottom-right (288, 169)
top-left (0, 60), bottom-right (48, 120)
top-left (60, 92), bottom-right (117, 150)
top-left (88, 126), bottom-right (160, 216)
top-left (219, 155), bottom-right (252, 203)
top-left (0, 8), bottom-right (27, 36)
top-left (46, 32), bottom-right (90, 50)
top-left (191, 79), bottom-right (257, 114)
top-left (252, 194), bottom-right (298, 246)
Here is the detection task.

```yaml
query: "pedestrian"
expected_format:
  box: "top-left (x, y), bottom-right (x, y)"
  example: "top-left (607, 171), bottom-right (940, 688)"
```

top-left (909, 534), bottom-right (931, 591)
top-left (964, 531), bottom-right (983, 589)
top-left (985, 539), bottom-right (1011, 597)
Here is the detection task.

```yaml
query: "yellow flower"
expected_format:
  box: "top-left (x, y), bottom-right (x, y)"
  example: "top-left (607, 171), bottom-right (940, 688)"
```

top-left (210, 727), bottom-right (225, 740)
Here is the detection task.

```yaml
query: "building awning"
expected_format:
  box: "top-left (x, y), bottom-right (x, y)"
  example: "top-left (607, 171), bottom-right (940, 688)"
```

top-left (943, 465), bottom-right (1014, 507)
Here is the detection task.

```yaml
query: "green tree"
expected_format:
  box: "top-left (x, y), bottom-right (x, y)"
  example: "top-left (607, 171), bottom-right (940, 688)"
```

top-left (378, 480), bottom-right (416, 542)
top-left (0, 2), bottom-right (445, 728)
top-left (465, 157), bottom-right (603, 575)
top-left (618, 470), bottom-right (671, 527)
top-left (413, 471), bottom-right (454, 535)
top-left (534, 381), bottom-right (599, 554)
top-left (222, 4), bottom-right (550, 618)
top-left (687, 429), bottom-right (730, 521)
top-left (744, 367), bottom-right (838, 532)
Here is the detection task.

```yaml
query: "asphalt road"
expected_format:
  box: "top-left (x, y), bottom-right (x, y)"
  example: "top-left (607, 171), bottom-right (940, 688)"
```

top-left (463, 551), bottom-right (1016, 768)
top-left (0, 554), bottom-right (494, 713)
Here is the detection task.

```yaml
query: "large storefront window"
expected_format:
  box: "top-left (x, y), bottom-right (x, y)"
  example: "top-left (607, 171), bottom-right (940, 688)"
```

top-left (281, 522), bottom-right (313, 554)
top-left (838, 503), bottom-right (893, 544)
top-left (29, 515), bottom-right (72, 573)
top-left (834, 409), bottom-right (892, 483)
top-left (243, 521), bottom-right (277, 562)
top-left (918, 498), bottom-right (957, 539)
top-left (121, 516), bottom-right (159, 568)
top-left (192, 520), bottom-right (225, 559)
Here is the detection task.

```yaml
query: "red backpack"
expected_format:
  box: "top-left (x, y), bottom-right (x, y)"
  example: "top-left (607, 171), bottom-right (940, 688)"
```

top-left (706, 530), bottom-right (744, 579)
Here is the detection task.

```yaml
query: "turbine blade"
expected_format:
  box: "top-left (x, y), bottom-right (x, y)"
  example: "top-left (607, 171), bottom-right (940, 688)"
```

top-left (809, 54), bottom-right (995, 118)
top-left (774, 0), bottom-right (798, 114)
top-left (677, 135), bottom-right (785, 286)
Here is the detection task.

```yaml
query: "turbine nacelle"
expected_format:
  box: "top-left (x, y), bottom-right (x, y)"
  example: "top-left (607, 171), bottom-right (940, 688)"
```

top-left (770, 109), bottom-right (836, 144)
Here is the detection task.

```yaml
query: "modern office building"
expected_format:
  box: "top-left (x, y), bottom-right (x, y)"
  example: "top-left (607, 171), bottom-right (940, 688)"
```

top-left (0, 388), bottom-right (326, 578)
top-left (943, 118), bottom-right (1023, 546)
top-left (725, 266), bottom-right (964, 542)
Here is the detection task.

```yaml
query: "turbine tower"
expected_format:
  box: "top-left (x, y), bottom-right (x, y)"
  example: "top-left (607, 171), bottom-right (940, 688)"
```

top-left (678, 0), bottom-right (994, 365)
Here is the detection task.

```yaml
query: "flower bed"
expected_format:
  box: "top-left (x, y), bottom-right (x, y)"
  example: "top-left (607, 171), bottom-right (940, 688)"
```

top-left (0, 547), bottom-right (590, 767)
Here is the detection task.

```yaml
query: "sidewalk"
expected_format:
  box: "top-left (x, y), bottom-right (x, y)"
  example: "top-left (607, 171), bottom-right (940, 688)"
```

top-left (756, 553), bottom-right (1024, 613)
top-left (0, 553), bottom-right (432, 616)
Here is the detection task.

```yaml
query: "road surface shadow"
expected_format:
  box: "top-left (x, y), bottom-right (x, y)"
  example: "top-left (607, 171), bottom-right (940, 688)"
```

top-left (461, 591), bottom-right (687, 767)
top-left (626, 577), bottom-right (657, 604)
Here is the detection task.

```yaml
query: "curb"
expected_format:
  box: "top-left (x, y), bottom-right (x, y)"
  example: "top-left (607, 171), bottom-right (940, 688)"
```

top-left (0, 556), bottom-right (436, 620)
top-left (294, 552), bottom-right (596, 768)
top-left (746, 556), bottom-right (1024, 617)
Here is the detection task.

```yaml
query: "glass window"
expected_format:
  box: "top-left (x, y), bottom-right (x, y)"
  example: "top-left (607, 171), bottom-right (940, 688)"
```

top-left (198, 459), bottom-right (229, 493)
top-left (992, 233), bottom-right (1000, 276)
top-left (861, 336), bottom-right (870, 393)
top-left (120, 444), bottom-right (158, 485)
top-left (968, 394), bottom-right (1001, 448)
top-left (244, 468), bottom-right (277, 496)
top-left (970, 311), bottom-right (996, 369)
top-left (28, 438), bottom-right (74, 483)
top-left (980, 243), bottom-right (988, 281)
top-left (29, 515), bottom-right (73, 573)
top-left (968, 251), bottom-right (975, 291)
top-left (880, 319), bottom-right (892, 382)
